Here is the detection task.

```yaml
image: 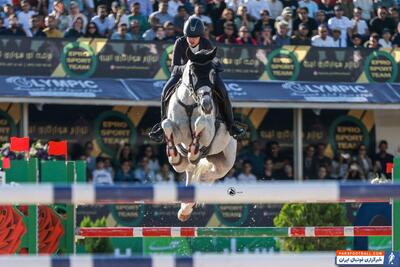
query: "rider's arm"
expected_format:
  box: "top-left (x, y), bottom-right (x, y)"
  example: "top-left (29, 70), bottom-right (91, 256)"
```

top-left (171, 38), bottom-right (186, 75)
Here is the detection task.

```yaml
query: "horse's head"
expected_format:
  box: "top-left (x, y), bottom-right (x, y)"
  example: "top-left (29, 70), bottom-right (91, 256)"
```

top-left (185, 47), bottom-right (218, 114)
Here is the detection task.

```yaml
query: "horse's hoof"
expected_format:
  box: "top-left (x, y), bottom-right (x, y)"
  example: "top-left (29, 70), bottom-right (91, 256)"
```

top-left (177, 209), bottom-right (191, 222)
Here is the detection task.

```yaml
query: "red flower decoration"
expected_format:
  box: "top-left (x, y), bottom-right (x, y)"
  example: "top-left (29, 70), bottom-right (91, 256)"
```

top-left (0, 206), bottom-right (26, 254)
top-left (39, 206), bottom-right (64, 254)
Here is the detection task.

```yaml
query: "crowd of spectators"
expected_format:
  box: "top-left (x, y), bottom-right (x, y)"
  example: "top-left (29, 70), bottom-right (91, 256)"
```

top-left (1, 0), bottom-right (400, 47)
top-left (78, 139), bottom-right (394, 184)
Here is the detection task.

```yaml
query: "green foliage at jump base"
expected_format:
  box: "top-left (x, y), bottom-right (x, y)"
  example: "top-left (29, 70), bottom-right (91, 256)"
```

top-left (274, 204), bottom-right (350, 251)
top-left (79, 217), bottom-right (113, 253)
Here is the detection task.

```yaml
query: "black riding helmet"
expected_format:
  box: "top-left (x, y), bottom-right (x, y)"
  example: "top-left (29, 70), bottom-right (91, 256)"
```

top-left (183, 16), bottom-right (204, 37)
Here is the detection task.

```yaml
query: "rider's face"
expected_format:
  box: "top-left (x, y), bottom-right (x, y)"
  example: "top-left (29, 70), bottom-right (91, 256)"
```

top-left (186, 37), bottom-right (200, 47)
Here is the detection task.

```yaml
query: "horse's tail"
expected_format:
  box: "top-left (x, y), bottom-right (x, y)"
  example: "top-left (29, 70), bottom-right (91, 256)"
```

top-left (191, 158), bottom-right (215, 184)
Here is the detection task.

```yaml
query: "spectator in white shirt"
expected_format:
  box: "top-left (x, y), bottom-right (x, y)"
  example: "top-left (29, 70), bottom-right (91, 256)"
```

top-left (379, 28), bottom-right (393, 47)
top-left (226, 0), bottom-right (244, 12)
top-left (168, 0), bottom-right (183, 17)
top-left (267, 0), bottom-right (283, 19)
top-left (127, 0), bottom-right (153, 17)
top-left (328, 5), bottom-right (352, 45)
top-left (108, 1), bottom-right (129, 29)
top-left (92, 157), bottom-right (113, 184)
top-left (351, 7), bottom-right (369, 39)
top-left (275, 7), bottom-right (293, 35)
top-left (192, 4), bottom-right (212, 25)
top-left (353, 0), bottom-right (373, 20)
top-left (67, 1), bottom-right (88, 31)
top-left (91, 5), bottom-right (113, 37)
top-left (17, 0), bottom-right (36, 32)
top-left (312, 24), bottom-right (335, 46)
top-left (331, 27), bottom-right (346, 47)
top-left (245, 0), bottom-right (271, 20)
top-left (150, 2), bottom-right (174, 25)
top-left (237, 161), bottom-right (257, 182)
top-left (299, 0), bottom-right (319, 18)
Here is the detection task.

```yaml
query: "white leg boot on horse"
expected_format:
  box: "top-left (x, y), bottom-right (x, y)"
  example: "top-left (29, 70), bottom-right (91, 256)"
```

top-left (177, 202), bottom-right (195, 222)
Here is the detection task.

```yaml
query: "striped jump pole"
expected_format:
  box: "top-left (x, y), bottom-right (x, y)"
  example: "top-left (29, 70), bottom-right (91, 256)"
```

top-left (0, 182), bottom-right (399, 205)
top-left (0, 254), bottom-right (335, 267)
top-left (77, 226), bottom-right (392, 238)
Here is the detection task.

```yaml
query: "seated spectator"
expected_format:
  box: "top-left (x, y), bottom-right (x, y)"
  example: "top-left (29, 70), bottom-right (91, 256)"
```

top-left (128, 2), bottom-right (149, 34)
top-left (317, 165), bottom-right (331, 180)
top-left (390, 7), bottom-right (399, 26)
top-left (28, 14), bottom-right (46, 37)
top-left (291, 22), bottom-right (312, 44)
top-left (115, 160), bottom-right (139, 183)
top-left (127, 0), bottom-right (152, 17)
top-left (273, 20), bottom-right (290, 46)
top-left (351, 7), bottom-right (369, 39)
top-left (2, 4), bottom-right (14, 28)
top-left (253, 9), bottom-right (275, 41)
top-left (338, 0), bottom-right (355, 18)
top-left (216, 21), bottom-right (237, 44)
top-left (43, 15), bottom-right (63, 37)
top-left (204, 23), bottom-right (215, 41)
top-left (258, 25), bottom-right (274, 46)
top-left (364, 32), bottom-right (381, 47)
top-left (351, 33), bottom-right (363, 47)
top-left (117, 143), bottom-right (135, 167)
top-left (237, 161), bottom-right (257, 182)
top-left (234, 4), bottom-right (254, 30)
top-left (315, 143), bottom-right (332, 172)
top-left (318, 0), bottom-right (335, 19)
top-left (315, 10), bottom-right (327, 26)
top-left (213, 7), bottom-right (236, 37)
top-left (243, 141), bottom-right (265, 178)
top-left (293, 7), bottom-right (318, 37)
top-left (371, 160), bottom-right (384, 180)
top-left (192, 3), bottom-right (213, 27)
top-left (312, 25), bottom-right (335, 47)
top-left (268, 0), bottom-right (284, 19)
top-left (84, 21), bottom-right (101, 38)
top-left (67, 1), bottom-right (88, 32)
top-left (344, 161), bottom-right (366, 181)
top-left (92, 157), bottom-right (113, 184)
top-left (353, 0), bottom-right (373, 20)
top-left (129, 20), bottom-right (143, 40)
top-left (142, 16), bottom-right (160, 41)
top-left (223, 168), bottom-right (238, 182)
top-left (174, 5), bottom-right (189, 36)
top-left (331, 153), bottom-right (349, 179)
top-left (246, 0), bottom-right (272, 21)
top-left (91, 5), bottom-right (113, 37)
top-left (165, 0), bottom-right (183, 18)
top-left (281, 163), bottom-right (294, 180)
top-left (104, 157), bottom-right (114, 179)
top-left (206, 0), bottom-right (227, 25)
top-left (374, 140), bottom-right (394, 177)
top-left (275, 7), bottom-right (293, 35)
top-left (370, 6), bottom-right (396, 36)
top-left (299, 0), bottom-right (319, 18)
top-left (265, 141), bottom-right (286, 176)
top-left (134, 156), bottom-right (156, 183)
top-left (50, 0), bottom-right (69, 32)
top-left (108, 1), bottom-right (129, 30)
top-left (379, 28), bottom-right (393, 47)
top-left (261, 158), bottom-right (275, 180)
top-left (150, 2), bottom-right (173, 25)
top-left (328, 5), bottom-right (352, 46)
top-left (111, 22), bottom-right (133, 40)
top-left (163, 20), bottom-right (177, 41)
top-left (354, 144), bottom-right (373, 178)
top-left (17, 0), bottom-right (36, 33)
top-left (64, 17), bottom-right (84, 38)
top-left (392, 22), bottom-right (400, 47)
top-left (154, 25), bottom-right (165, 40)
top-left (155, 163), bottom-right (176, 183)
top-left (236, 25), bottom-right (257, 44)
top-left (83, 141), bottom-right (96, 173)
top-left (304, 145), bottom-right (317, 179)
top-left (3, 14), bottom-right (27, 36)
top-left (142, 145), bottom-right (160, 173)
top-left (331, 27), bottom-right (346, 47)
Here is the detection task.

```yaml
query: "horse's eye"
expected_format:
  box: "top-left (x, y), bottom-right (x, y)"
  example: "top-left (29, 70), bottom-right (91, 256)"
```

top-left (209, 69), bottom-right (216, 84)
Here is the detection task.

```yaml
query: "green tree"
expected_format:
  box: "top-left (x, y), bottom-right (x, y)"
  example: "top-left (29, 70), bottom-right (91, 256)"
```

top-left (274, 204), bottom-right (350, 251)
top-left (79, 217), bottom-right (113, 253)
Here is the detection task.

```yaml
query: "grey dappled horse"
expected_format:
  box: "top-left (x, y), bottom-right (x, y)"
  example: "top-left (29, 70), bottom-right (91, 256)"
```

top-left (161, 47), bottom-right (237, 222)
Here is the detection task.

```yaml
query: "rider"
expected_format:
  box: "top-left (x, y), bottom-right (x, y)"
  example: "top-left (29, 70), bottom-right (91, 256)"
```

top-left (149, 16), bottom-right (246, 143)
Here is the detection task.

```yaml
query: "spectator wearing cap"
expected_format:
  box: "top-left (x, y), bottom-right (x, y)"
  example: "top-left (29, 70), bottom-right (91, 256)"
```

top-left (318, 0), bottom-right (335, 18)
top-left (111, 22), bottom-right (133, 40)
top-left (364, 32), bottom-right (381, 47)
top-left (299, 0), bottom-right (319, 17)
top-left (108, 1), bottom-right (128, 30)
top-left (167, 0), bottom-right (183, 17)
top-left (331, 27), bottom-right (346, 46)
top-left (258, 25), bottom-right (273, 46)
top-left (328, 5), bottom-right (352, 45)
top-left (234, 4), bottom-right (255, 30)
top-left (17, 0), bottom-right (36, 33)
top-left (149, 2), bottom-right (173, 25)
top-left (129, 19), bottom-right (143, 40)
top-left (126, 0), bottom-right (152, 17)
top-left (67, 1), bottom-right (87, 32)
top-left (315, 10), bottom-right (327, 25)
top-left (343, 161), bottom-right (366, 182)
top-left (142, 15), bottom-right (159, 40)
top-left (370, 6), bottom-right (396, 36)
top-left (293, 7), bottom-right (318, 36)
top-left (245, 0), bottom-right (272, 20)
top-left (253, 9), bottom-right (275, 40)
top-left (173, 5), bottom-right (188, 36)
top-left (291, 22), bottom-right (312, 44)
top-left (351, 33), bottom-right (363, 47)
top-left (379, 28), bottom-right (393, 47)
top-left (351, 7), bottom-right (369, 39)
top-left (216, 20), bottom-right (237, 44)
top-left (267, 0), bottom-right (283, 19)
top-left (128, 2), bottom-right (149, 33)
top-left (192, 3), bottom-right (212, 26)
top-left (353, 0), bottom-right (373, 20)
top-left (163, 20), bottom-right (176, 41)
top-left (43, 14), bottom-right (62, 37)
top-left (391, 22), bottom-right (400, 47)
top-left (3, 14), bottom-right (26, 35)
top-left (91, 5), bottom-right (113, 37)
top-left (338, 0), bottom-right (355, 18)
top-left (390, 7), bottom-right (399, 26)
top-left (50, 0), bottom-right (69, 32)
top-left (312, 24), bottom-right (335, 46)
top-left (273, 20), bottom-right (290, 45)
top-left (275, 7), bottom-right (293, 35)
top-left (236, 25), bottom-right (257, 44)
top-left (64, 16), bottom-right (84, 37)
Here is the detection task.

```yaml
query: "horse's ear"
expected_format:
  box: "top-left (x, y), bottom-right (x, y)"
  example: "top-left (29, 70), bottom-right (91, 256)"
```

top-left (186, 48), bottom-right (195, 61)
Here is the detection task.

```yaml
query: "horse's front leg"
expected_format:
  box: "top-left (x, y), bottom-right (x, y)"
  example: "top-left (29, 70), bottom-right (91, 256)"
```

top-left (162, 119), bottom-right (187, 171)
top-left (188, 115), bottom-right (213, 164)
